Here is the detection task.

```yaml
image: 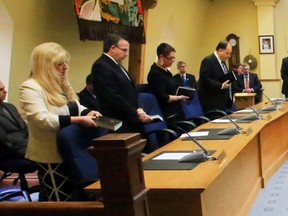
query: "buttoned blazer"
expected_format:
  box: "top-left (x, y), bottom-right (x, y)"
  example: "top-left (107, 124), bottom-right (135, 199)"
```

top-left (0, 103), bottom-right (28, 159)
top-left (20, 79), bottom-right (87, 163)
top-left (172, 73), bottom-right (198, 90)
top-left (91, 54), bottom-right (139, 124)
top-left (198, 53), bottom-right (232, 112)
top-left (232, 73), bottom-right (262, 103)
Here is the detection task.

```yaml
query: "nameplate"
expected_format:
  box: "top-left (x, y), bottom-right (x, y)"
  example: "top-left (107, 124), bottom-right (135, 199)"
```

top-left (217, 150), bottom-right (227, 166)
top-left (245, 127), bottom-right (253, 136)
top-left (265, 114), bottom-right (272, 121)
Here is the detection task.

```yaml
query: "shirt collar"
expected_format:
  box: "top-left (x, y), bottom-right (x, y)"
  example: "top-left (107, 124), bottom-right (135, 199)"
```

top-left (103, 53), bottom-right (119, 65)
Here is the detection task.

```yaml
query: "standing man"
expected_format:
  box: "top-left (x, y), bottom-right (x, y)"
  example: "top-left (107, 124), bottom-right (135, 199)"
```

top-left (198, 40), bottom-right (233, 113)
top-left (0, 80), bottom-right (28, 161)
top-left (173, 61), bottom-right (198, 90)
top-left (281, 56), bottom-right (288, 98)
top-left (232, 63), bottom-right (262, 104)
top-left (91, 33), bottom-right (151, 133)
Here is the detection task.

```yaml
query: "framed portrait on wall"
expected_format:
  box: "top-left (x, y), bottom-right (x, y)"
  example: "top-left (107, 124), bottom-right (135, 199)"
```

top-left (259, 35), bottom-right (274, 54)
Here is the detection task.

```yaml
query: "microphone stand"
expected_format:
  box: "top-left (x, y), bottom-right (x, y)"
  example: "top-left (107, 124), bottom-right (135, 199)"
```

top-left (261, 91), bottom-right (280, 110)
top-left (174, 125), bottom-right (216, 162)
top-left (215, 110), bottom-right (242, 135)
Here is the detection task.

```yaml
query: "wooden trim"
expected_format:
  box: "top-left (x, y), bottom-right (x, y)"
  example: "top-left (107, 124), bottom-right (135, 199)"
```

top-left (259, 78), bottom-right (281, 82)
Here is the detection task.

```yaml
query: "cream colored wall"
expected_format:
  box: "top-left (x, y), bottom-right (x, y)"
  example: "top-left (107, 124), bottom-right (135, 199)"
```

top-left (143, 0), bottom-right (260, 81)
top-left (144, 0), bottom-right (210, 81)
top-left (4, 0), bottom-right (288, 109)
top-left (275, 0), bottom-right (288, 97)
top-left (3, 0), bottom-right (103, 108)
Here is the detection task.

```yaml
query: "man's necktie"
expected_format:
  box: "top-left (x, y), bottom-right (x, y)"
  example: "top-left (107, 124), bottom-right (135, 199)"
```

top-left (245, 75), bottom-right (249, 89)
top-left (221, 62), bottom-right (228, 74)
top-left (181, 75), bottom-right (186, 86)
top-left (221, 62), bottom-right (232, 100)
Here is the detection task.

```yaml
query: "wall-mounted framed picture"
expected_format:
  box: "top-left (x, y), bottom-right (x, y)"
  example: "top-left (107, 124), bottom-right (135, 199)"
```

top-left (259, 35), bottom-right (274, 54)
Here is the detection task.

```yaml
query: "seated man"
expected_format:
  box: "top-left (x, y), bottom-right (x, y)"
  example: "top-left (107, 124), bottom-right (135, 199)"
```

top-left (0, 80), bottom-right (28, 162)
top-left (78, 74), bottom-right (99, 111)
top-left (232, 63), bottom-right (263, 104)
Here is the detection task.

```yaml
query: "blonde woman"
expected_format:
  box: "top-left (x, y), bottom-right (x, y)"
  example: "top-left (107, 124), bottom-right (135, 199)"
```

top-left (20, 42), bottom-right (107, 201)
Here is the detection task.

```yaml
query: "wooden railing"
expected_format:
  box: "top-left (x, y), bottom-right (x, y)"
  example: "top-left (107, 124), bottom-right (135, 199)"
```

top-left (0, 133), bottom-right (149, 216)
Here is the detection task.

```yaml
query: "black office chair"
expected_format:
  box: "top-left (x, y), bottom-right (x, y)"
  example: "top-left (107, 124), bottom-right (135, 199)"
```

top-left (0, 158), bottom-right (39, 202)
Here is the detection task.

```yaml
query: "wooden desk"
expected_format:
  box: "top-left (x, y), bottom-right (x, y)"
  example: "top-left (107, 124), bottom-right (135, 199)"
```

top-left (234, 92), bottom-right (256, 110)
top-left (87, 102), bottom-right (288, 216)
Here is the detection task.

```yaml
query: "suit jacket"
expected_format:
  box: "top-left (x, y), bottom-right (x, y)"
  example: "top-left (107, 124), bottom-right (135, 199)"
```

top-left (91, 54), bottom-right (140, 132)
top-left (281, 57), bottom-right (288, 97)
top-left (0, 102), bottom-right (28, 160)
top-left (232, 73), bottom-right (262, 103)
top-left (198, 53), bottom-right (232, 112)
top-left (78, 88), bottom-right (99, 111)
top-left (20, 79), bottom-right (88, 163)
top-left (172, 73), bottom-right (198, 90)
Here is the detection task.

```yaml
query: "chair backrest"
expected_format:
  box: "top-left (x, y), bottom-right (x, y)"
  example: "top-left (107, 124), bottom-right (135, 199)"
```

top-left (138, 93), bottom-right (176, 153)
top-left (181, 93), bottom-right (205, 118)
top-left (135, 84), bottom-right (151, 94)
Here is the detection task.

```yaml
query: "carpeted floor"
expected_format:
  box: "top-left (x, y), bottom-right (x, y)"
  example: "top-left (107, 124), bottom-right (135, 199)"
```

top-left (0, 171), bottom-right (39, 202)
top-left (249, 161), bottom-right (288, 216)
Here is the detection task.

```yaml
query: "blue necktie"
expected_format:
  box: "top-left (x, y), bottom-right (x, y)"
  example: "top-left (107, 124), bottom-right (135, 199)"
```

top-left (181, 75), bottom-right (186, 86)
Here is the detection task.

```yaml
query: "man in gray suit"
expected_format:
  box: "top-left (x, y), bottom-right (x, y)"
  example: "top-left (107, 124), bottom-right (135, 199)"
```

top-left (0, 80), bottom-right (28, 161)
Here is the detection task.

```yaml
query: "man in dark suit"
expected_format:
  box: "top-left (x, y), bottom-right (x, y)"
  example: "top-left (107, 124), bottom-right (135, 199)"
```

top-left (281, 56), bottom-right (288, 98)
top-left (0, 80), bottom-right (28, 161)
top-left (78, 74), bottom-right (99, 111)
top-left (91, 33), bottom-right (151, 133)
top-left (232, 63), bottom-right (263, 104)
top-left (173, 61), bottom-right (198, 90)
top-left (198, 40), bottom-right (233, 112)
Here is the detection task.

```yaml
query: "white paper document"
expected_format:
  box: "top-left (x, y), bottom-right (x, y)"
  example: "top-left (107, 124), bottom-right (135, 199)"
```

top-left (235, 109), bottom-right (253, 113)
top-left (212, 119), bottom-right (237, 123)
top-left (152, 152), bottom-right (192, 160)
top-left (179, 131), bottom-right (209, 138)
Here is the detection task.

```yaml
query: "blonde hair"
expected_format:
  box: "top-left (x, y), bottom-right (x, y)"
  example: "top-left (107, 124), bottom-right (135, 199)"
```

top-left (29, 42), bottom-right (77, 106)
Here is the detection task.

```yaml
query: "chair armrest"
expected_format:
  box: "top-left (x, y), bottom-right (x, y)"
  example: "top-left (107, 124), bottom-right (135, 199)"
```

top-left (204, 109), bottom-right (227, 120)
top-left (186, 116), bottom-right (210, 126)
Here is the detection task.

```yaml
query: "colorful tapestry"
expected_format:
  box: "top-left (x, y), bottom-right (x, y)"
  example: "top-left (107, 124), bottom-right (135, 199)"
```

top-left (74, 0), bottom-right (145, 43)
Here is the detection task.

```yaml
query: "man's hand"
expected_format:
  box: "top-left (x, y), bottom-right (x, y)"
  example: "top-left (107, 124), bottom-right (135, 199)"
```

top-left (222, 80), bottom-right (231, 89)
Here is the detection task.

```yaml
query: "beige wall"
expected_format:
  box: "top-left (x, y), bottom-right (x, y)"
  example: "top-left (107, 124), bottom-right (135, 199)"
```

top-left (2, 0), bottom-right (288, 108)
top-left (2, 0), bottom-right (103, 108)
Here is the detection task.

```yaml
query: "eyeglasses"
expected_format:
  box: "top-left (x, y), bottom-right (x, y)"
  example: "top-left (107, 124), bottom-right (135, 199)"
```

top-left (164, 55), bottom-right (176, 62)
top-left (115, 45), bottom-right (129, 53)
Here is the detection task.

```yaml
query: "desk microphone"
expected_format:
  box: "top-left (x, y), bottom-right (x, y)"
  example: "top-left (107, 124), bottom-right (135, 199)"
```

top-left (261, 91), bottom-right (280, 111)
top-left (245, 105), bottom-right (262, 120)
top-left (174, 125), bottom-right (216, 162)
top-left (237, 98), bottom-right (261, 120)
top-left (214, 110), bottom-right (242, 135)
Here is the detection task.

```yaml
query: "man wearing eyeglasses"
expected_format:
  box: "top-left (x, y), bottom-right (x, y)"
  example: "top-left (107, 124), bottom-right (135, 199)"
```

top-left (91, 33), bottom-right (152, 133)
top-left (173, 61), bottom-right (198, 90)
top-left (198, 40), bottom-right (234, 113)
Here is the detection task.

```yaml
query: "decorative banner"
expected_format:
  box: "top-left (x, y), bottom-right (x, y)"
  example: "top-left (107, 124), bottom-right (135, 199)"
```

top-left (74, 0), bottom-right (145, 44)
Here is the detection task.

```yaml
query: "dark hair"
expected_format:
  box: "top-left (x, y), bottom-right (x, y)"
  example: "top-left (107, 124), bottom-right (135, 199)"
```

top-left (216, 40), bottom-right (229, 51)
top-left (156, 43), bottom-right (176, 57)
top-left (103, 33), bottom-right (128, 52)
top-left (86, 74), bottom-right (93, 85)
